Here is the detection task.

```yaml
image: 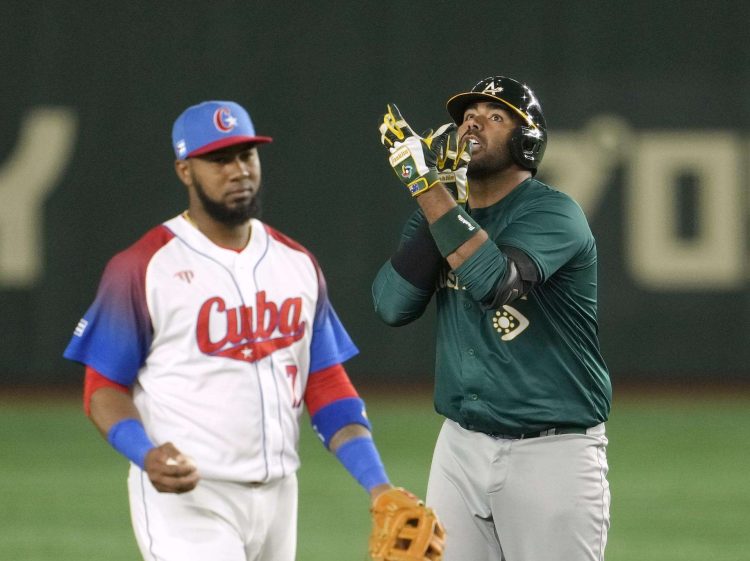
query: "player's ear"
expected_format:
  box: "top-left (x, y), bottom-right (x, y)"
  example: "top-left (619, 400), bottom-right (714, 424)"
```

top-left (174, 159), bottom-right (192, 187)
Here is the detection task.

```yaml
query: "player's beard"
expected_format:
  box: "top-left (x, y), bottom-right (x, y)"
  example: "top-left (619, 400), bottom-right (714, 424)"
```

top-left (192, 174), bottom-right (261, 226)
top-left (466, 144), bottom-right (515, 180)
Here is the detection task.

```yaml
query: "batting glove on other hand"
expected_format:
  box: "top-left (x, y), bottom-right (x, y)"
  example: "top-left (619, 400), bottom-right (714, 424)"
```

top-left (379, 104), bottom-right (441, 197)
top-left (425, 123), bottom-right (471, 205)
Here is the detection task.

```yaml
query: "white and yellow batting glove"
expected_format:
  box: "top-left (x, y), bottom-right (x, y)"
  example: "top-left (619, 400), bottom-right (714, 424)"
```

top-left (379, 104), bottom-right (441, 197)
top-left (426, 122), bottom-right (471, 205)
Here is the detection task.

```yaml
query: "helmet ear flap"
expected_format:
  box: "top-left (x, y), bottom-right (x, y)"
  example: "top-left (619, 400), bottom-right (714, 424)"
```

top-left (509, 125), bottom-right (546, 175)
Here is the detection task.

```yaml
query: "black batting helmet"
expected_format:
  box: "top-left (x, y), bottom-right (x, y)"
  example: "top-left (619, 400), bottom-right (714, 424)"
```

top-left (446, 76), bottom-right (547, 174)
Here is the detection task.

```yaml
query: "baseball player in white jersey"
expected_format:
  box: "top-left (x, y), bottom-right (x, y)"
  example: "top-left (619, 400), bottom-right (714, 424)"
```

top-left (64, 100), bottom-right (396, 561)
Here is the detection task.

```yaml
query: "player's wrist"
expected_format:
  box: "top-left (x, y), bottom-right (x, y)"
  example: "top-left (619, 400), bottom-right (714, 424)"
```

top-left (429, 206), bottom-right (481, 257)
top-left (406, 173), bottom-right (440, 197)
top-left (369, 482), bottom-right (394, 503)
top-left (106, 418), bottom-right (155, 470)
top-left (335, 436), bottom-right (390, 493)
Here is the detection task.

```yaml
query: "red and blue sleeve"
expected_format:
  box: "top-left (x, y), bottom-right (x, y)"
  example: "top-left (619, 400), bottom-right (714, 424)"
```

top-left (309, 267), bottom-right (359, 372)
top-left (304, 363), bottom-right (371, 448)
top-left (304, 260), bottom-right (368, 447)
top-left (63, 227), bottom-right (173, 385)
top-left (305, 364), bottom-right (390, 491)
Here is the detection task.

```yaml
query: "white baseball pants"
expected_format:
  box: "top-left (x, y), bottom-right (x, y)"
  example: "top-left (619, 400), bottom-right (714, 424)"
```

top-left (128, 467), bottom-right (297, 561)
top-left (426, 419), bottom-right (610, 561)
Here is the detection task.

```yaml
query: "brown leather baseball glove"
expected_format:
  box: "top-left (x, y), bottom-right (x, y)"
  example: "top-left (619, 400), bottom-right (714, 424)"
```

top-left (369, 487), bottom-right (445, 561)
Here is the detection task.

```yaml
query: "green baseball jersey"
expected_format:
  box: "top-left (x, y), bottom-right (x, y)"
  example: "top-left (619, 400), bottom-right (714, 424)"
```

top-left (373, 178), bottom-right (611, 435)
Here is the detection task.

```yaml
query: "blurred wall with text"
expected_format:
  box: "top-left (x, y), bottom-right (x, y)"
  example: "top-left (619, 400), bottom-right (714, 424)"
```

top-left (1, 2), bottom-right (748, 386)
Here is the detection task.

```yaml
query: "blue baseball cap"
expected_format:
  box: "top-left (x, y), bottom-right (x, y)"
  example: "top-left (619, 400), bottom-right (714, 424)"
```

top-left (171, 100), bottom-right (273, 160)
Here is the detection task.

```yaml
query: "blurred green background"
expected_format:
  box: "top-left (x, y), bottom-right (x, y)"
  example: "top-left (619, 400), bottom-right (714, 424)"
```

top-left (1, 1), bottom-right (749, 385)
top-left (1, 391), bottom-right (748, 561)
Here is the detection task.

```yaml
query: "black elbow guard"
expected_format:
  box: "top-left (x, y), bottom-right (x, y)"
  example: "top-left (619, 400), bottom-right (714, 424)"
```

top-left (483, 247), bottom-right (539, 309)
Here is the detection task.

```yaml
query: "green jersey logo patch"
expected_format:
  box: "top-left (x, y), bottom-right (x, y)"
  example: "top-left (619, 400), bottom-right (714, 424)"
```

top-left (439, 269), bottom-right (530, 341)
top-left (492, 305), bottom-right (529, 341)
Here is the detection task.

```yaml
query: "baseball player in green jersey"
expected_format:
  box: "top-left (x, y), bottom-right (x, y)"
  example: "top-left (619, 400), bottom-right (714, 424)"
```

top-left (372, 76), bottom-right (612, 561)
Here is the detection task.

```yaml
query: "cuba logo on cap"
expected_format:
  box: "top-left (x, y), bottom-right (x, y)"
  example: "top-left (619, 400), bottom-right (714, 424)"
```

top-left (213, 107), bottom-right (238, 133)
top-left (176, 140), bottom-right (187, 158)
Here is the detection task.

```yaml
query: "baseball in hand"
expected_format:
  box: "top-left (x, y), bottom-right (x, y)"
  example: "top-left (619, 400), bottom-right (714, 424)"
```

top-left (166, 455), bottom-right (196, 468)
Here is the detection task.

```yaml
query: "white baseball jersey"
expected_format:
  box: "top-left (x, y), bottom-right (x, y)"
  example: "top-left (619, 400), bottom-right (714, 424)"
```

top-left (65, 214), bottom-right (358, 482)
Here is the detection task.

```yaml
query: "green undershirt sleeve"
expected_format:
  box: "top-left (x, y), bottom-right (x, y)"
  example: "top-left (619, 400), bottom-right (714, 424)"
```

top-left (372, 260), bottom-right (433, 326)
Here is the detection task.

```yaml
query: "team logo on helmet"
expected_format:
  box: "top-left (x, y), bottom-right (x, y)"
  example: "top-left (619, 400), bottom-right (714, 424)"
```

top-left (481, 81), bottom-right (504, 96)
top-left (213, 107), bottom-right (238, 133)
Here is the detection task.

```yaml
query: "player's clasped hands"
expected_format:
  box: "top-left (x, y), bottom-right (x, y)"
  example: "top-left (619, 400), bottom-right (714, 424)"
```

top-left (378, 103), bottom-right (471, 203)
top-left (144, 442), bottom-right (200, 494)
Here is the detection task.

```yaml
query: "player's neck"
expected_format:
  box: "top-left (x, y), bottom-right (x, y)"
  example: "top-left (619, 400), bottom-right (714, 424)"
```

top-left (183, 210), bottom-right (251, 251)
top-left (468, 169), bottom-right (531, 209)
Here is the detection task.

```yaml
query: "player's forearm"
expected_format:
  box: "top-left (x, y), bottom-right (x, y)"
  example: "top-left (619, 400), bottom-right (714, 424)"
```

top-left (89, 387), bottom-right (159, 471)
top-left (330, 423), bottom-right (390, 495)
top-left (416, 186), bottom-right (488, 270)
top-left (91, 388), bottom-right (198, 492)
top-left (303, 367), bottom-right (386, 493)
top-left (330, 425), bottom-right (393, 502)
top-left (415, 182), bottom-right (459, 220)
top-left (89, 387), bottom-right (142, 438)
top-left (328, 423), bottom-right (371, 452)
